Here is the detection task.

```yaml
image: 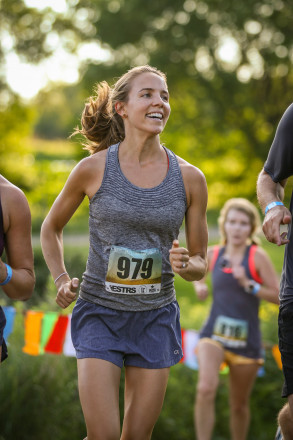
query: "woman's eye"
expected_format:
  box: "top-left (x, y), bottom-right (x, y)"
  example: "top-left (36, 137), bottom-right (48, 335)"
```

top-left (162, 95), bottom-right (169, 101)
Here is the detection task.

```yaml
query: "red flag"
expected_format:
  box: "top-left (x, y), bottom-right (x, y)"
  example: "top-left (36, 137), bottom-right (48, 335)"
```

top-left (44, 315), bottom-right (69, 354)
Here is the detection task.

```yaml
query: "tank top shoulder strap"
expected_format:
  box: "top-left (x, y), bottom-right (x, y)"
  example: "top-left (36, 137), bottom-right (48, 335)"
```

top-left (210, 245), bottom-right (220, 272)
top-left (98, 143), bottom-right (119, 189)
top-left (105, 143), bottom-right (119, 169)
top-left (248, 244), bottom-right (263, 283)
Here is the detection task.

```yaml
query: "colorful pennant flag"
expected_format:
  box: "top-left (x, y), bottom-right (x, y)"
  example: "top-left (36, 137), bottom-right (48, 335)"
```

top-left (272, 344), bottom-right (282, 370)
top-left (181, 329), bottom-right (199, 370)
top-left (23, 311), bottom-right (44, 356)
top-left (63, 315), bottom-right (75, 357)
top-left (2, 306), bottom-right (16, 341)
top-left (22, 311), bottom-right (75, 357)
top-left (44, 315), bottom-right (69, 354)
top-left (40, 312), bottom-right (58, 354)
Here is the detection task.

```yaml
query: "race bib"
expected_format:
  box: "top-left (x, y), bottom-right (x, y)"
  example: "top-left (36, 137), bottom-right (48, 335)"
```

top-left (212, 315), bottom-right (248, 348)
top-left (105, 246), bottom-right (162, 295)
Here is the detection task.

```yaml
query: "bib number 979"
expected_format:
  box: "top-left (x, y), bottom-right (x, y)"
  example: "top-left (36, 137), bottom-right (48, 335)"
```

top-left (117, 257), bottom-right (153, 280)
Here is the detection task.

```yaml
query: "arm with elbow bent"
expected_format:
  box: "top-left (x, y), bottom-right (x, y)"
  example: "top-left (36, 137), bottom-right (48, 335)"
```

top-left (0, 184), bottom-right (35, 300)
top-left (169, 161), bottom-right (208, 282)
top-left (257, 169), bottom-right (291, 246)
top-left (232, 246), bottom-right (280, 305)
top-left (253, 246), bottom-right (280, 305)
top-left (41, 160), bottom-right (95, 309)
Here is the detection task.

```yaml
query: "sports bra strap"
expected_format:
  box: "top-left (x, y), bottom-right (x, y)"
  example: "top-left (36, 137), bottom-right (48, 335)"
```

top-left (210, 245), bottom-right (220, 272)
top-left (248, 245), bottom-right (263, 284)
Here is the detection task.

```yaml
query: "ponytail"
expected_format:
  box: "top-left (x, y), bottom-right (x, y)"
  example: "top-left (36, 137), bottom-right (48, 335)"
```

top-left (73, 81), bottom-right (125, 154)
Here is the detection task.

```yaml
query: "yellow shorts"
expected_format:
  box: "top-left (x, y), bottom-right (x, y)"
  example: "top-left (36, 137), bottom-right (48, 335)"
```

top-left (199, 337), bottom-right (264, 366)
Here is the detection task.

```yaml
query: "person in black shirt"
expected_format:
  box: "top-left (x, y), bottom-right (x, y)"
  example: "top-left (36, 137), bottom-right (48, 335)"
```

top-left (257, 103), bottom-right (293, 440)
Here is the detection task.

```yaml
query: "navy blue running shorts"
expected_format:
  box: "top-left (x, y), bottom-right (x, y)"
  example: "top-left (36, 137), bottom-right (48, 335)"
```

top-left (71, 297), bottom-right (183, 369)
top-left (278, 302), bottom-right (293, 397)
top-left (0, 306), bottom-right (8, 362)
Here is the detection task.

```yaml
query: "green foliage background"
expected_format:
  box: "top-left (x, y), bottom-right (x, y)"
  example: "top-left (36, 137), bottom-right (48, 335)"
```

top-left (1, 0), bottom-right (293, 222)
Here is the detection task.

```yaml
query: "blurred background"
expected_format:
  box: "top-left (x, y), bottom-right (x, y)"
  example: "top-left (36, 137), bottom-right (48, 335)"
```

top-left (0, 0), bottom-right (292, 438)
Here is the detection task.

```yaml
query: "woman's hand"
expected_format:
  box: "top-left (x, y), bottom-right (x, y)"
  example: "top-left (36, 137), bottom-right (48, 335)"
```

top-left (194, 282), bottom-right (209, 300)
top-left (232, 265), bottom-right (250, 289)
top-left (169, 240), bottom-right (190, 274)
top-left (55, 277), bottom-right (79, 309)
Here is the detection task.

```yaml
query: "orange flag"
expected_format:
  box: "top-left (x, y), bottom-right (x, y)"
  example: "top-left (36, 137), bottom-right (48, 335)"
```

top-left (272, 344), bottom-right (282, 370)
top-left (22, 311), bottom-right (44, 356)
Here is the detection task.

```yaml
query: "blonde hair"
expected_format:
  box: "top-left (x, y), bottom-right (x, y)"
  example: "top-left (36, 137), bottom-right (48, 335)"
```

top-left (218, 198), bottom-right (261, 245)
top-left (73, 65), bottom-right (167, 154)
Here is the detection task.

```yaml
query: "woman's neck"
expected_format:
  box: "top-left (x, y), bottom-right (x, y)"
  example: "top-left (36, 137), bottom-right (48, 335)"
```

top-left (119, 136), bottom-right (163, 165)
top-left (225, 242), bottom-right (248, 256)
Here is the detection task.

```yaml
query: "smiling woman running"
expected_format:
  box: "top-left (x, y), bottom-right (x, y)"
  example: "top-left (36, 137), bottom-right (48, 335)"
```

top-left (41, 65), bottom-right (208, 440)
top-left (193, 198), bottom-right (279, 440)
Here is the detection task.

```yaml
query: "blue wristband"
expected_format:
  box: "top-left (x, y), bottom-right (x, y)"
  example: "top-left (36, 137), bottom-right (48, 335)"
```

top-left (265, 201), bottom-right (284, 215)
top-left (0, 263), bottom-right (12, 286)
top-left (252, 282), bottom-right (261, 295)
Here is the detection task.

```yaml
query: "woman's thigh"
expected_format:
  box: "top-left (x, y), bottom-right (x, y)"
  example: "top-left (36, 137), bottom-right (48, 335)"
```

top-left (77, 358), bottom-right (121, 440)
top-left (229, 363), bottom-right (259, 406)
top-left (121, 366), bottom-right (170, 440)
top-left (197, 339), bottom-right (225, 391)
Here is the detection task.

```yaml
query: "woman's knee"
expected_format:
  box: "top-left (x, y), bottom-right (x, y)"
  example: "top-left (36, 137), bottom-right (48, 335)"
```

top-left (121, 423), bottom-right (152, 440)
top-left (230, 396), bottom-right (249, 416)
top-left (86, 419), bottom-right (120, 440)
top-left (196, 378), bottom-right (219, 401)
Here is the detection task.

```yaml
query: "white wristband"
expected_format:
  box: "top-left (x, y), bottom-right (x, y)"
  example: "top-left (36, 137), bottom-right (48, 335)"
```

top-left (54, 272), bottom-right (68, 284)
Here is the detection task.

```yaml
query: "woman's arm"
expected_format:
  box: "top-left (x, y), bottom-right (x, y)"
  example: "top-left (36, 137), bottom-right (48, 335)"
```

top-left (0, 184), bottom-right (35, 300)
top-left (41, 155), bottom-right (104, 308)
top-left (232, 247), bottom-right (280, 305)
top-left (253, 247), bottom-right (280, 304)
top-left (169, 160), bottom-right (208, 281)
top-left (192, 247), bottom-right (214, 300)
top-left (257, 170), bottom-right (291, 246)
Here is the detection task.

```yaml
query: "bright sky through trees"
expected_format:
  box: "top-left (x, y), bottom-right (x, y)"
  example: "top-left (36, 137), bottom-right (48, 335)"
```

top-left (3, 0), bottom-right (245, 101)
top-left (4, 0), bottom-right (110, 100)
top-left (25, 0), bottom-right (67, 13)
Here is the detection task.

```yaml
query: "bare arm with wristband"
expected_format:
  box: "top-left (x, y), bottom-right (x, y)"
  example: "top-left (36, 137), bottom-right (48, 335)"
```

top-left (0, 176), bottom-right (35, 300)
top-left (257, 171), bottom-right (291, 246)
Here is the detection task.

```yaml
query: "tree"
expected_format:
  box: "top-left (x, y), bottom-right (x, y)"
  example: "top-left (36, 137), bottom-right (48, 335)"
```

top-left (2, 0), bottom-right (293, 208)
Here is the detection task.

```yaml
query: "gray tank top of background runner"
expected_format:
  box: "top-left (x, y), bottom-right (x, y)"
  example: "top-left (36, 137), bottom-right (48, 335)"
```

top-left (79, 143), bottom-right (187, 311)
top-left (200, 246), bottom-right (262, 359)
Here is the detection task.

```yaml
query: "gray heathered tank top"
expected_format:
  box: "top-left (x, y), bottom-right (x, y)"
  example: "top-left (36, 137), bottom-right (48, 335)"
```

top-left (79, 143), bottom-right (187, 311)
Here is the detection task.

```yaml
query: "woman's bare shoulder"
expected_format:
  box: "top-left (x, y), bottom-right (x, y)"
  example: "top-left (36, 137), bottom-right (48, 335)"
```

top-left (0, 176), bottom-right (29, 207)
top-left (176, 156), bottom-right (206, 184)
top-left (68, 149), bottom-right (108, 198)
top-left (75, 149), bottom-right (107, 175)
top-left (0, 177), bottom-right (31, 232)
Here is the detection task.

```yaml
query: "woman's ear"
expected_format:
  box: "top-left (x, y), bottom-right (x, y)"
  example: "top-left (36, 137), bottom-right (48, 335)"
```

top-left (115, 102), bottom-right (126, 118)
